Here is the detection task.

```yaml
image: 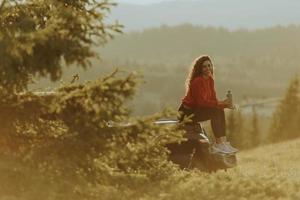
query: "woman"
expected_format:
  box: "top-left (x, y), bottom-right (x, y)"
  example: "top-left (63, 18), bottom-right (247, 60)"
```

top-left (178, 55), bottom-right (238, 154)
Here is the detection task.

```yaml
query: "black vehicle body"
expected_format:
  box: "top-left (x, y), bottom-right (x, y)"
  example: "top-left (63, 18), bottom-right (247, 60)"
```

top-left (155, 119), bottom-right (237, 172)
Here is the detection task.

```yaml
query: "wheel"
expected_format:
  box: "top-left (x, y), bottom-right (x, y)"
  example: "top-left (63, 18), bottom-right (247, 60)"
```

top-left (188, 147), bottom-right (217, 172)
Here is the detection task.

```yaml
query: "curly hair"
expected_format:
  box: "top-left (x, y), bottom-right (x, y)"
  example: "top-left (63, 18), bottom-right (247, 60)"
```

top-left (185, 55), bottom-right (214, 93)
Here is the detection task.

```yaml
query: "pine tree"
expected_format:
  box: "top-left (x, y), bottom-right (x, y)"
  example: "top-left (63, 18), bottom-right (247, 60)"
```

top-left (0, 2), bottom-right (183, 197)
top-left (249, 107), bottom-right (260, 147)
top-left (268, 76), bottom-right (300, 142)
top-left (226, 110), bottom-right (237, 145)
top-left (0, 0), bottom-right (122, 91)
top-left (226, 110), bottom-right (245, 149)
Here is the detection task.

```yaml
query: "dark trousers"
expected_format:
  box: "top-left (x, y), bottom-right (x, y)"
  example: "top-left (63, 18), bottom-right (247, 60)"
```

top-left (178, 104), bottom-right (226, 138)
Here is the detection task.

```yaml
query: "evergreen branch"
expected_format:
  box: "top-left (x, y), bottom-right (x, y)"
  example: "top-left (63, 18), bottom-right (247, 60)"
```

top-left (0, 0), bottom-right (7, 13)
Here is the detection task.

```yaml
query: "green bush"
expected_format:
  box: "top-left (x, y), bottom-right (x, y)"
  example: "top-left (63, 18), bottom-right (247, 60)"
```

top-left (0, 71), bottom-right (184, 199)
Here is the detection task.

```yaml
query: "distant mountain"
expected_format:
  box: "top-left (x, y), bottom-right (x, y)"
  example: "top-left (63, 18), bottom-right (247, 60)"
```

top-left (110, 0), bottom-right (300, 31)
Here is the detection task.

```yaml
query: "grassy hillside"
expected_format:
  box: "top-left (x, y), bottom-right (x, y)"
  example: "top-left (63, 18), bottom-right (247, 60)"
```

top-left (101, 138), bottom-right (300, 200)
top-left (161, 138), bottom-right (300, 200)
top-left (1, 138), bottom-right (299, 199)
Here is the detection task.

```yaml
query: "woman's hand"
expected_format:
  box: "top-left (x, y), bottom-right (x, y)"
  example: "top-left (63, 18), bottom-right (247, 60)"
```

top-left (217, 99), bottom-right (231, 108)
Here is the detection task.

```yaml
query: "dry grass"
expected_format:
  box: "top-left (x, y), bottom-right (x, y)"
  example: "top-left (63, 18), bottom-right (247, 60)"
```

top-left (157, 138), bottom-right (300, 200)
top-left (1, 138), bottom-right (300, 200)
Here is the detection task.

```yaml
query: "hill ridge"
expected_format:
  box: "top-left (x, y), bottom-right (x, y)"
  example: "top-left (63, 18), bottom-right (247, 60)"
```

top-left (111, 0), bottom-right (300, 31)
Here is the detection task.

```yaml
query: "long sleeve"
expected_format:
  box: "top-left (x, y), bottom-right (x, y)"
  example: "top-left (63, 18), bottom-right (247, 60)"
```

top-left (190, 78), bottom-right (218, 108)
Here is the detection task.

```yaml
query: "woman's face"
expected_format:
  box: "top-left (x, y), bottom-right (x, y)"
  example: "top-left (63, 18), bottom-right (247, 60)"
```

top-left (202, 60), bottom-right (213, 76)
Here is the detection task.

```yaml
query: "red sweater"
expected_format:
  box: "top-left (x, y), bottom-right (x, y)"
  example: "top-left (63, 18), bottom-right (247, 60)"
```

top-left (182, 76), bottom-right (221, 108)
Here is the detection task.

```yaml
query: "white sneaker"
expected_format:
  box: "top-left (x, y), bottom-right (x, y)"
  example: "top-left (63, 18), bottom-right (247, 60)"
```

top-left (218, 142), bottom-right (236, 154)
top-left (211, 143), bottom-right (232, 154)
top-left (224, 142), bottom-right (239, 153)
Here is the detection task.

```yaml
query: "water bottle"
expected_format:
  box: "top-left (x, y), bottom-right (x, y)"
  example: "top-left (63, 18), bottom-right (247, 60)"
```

top-left (226, 90), bottom-right (234, 109)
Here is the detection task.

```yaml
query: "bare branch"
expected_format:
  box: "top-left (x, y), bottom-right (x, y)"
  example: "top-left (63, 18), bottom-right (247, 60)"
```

top-left (102, 68), bottom-right (119, 82)
top-left (70, 74), bottom-right (80, 84)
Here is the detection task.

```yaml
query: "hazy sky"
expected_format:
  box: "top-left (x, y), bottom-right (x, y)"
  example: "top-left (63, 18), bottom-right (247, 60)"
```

top-left (117, 0), bottom-right (174, 4)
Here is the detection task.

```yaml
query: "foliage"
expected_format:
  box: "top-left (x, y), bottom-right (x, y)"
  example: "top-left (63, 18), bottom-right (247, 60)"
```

top-left (226, 107), bottom-right (265, 149)
top-left (0, 70), bottom-right (184, 199)
top-left (0, 1), bottom-right (184, 199)
top-left (268, 76), bottom-right (300, 142)
top-left (226, 110), bottom-right (247, 149)
top-left (248, 107), bottom-right (260, 147)
top-left (0, 0), bottom-right (122, 91)
top-left (2, 134), bottom-right (300, 200)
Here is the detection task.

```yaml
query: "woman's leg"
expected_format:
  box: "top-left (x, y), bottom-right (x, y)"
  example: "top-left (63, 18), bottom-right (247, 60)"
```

top-left (178, 105), bottom-right (238, 153)
top-left (192, 107), bottom-right (226, 142)
top-left (178, 105), bottom-right (226, 137)
top-left (193, 107), bottom-right (238, 152)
